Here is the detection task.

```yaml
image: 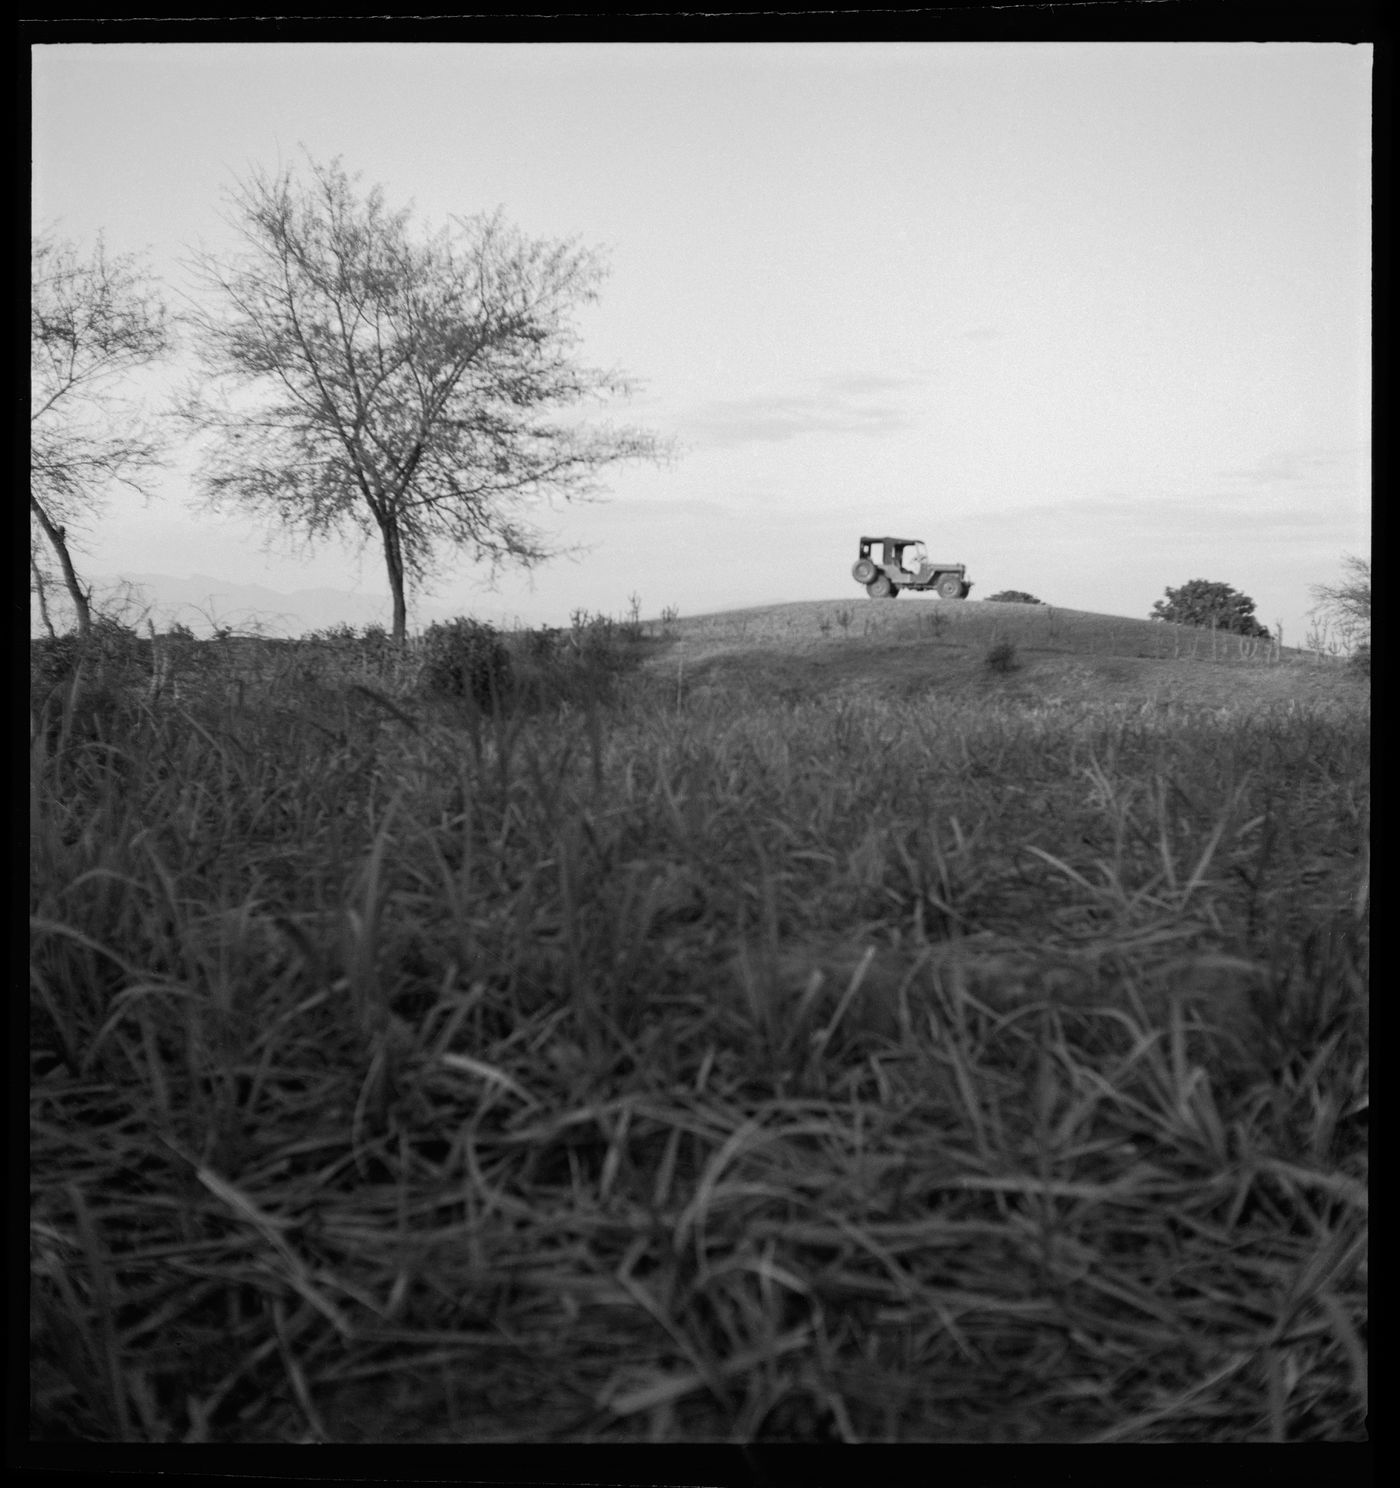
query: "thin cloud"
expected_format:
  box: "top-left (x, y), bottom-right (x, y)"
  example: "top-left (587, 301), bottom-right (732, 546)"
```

top-left (1218, 446), bottom-right (1365, 488)
top-left (818, 370), bottom-right (928, 397)
top-left (682, 371), bottom-right (929, 449)
top-left (586, 496), bottom-right (735, 522)
top-left (987, 486), bottom-right (1346, 537)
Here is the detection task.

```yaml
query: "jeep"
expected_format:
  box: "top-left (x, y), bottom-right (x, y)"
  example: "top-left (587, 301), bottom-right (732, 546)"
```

top-left (851, 536), bottom-right (972, 599)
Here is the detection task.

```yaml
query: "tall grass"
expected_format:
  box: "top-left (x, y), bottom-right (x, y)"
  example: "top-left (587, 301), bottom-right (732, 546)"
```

top-left (29, 626), bottom-right (1368, 1442)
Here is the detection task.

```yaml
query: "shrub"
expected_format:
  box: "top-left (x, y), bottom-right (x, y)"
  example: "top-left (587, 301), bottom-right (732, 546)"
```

top-left (521, 625), bottom-right (565, 664)
top-left (570, 610), bottom-right (652, 670)
top-left (987, 590), bottom-right (1044, 605)
top-left (307, 621), bottom-right (362, 646)
top-left (501, 613), bottom-right (654, 713)
top-left (30, 634), bottom-right (83, 695)
top-left (30, 616), bottom-right (148, 698)
top-left (30, 618), bottom-right (149, 751)
top-left (1150, 580), bottom-right (1270, 638)
top-left (1350, 640), bottom-right (1370, 678)
top-left (301, 622), bottom-right (397, 665)
top-left (985, 639), bottom-right (1020, 674)
top-left (1310, 554), bottom-right (1371, 656)
top-left (89, 614), bottom-right (145, 661)
top-left (418, 617), bottom-right (513, 710)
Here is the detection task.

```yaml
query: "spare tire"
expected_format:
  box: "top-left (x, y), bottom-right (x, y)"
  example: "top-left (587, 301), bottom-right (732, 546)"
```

top-left (852, 558), bottom-right (877, 584)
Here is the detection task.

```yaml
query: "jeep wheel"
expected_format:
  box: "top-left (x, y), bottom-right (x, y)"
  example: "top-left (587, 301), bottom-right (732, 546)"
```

top-left (866, 575), bottom-right (895, 599)
top-left (852, 558), bottom-right (877, 585)
top-left (936, 575), bottom-right (965, 600)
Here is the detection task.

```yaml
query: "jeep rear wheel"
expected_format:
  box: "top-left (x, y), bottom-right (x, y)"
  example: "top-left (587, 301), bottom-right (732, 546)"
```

top-left (852, 557), bottom-right (877, 585)
top-left (936, 575), bottom-right (965, 600)
top-left (866, 575), bottom-right (895, 598)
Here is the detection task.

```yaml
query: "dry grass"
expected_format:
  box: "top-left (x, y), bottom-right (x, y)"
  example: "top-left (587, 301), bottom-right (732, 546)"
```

top-left (29, 602), bottom-right (1368, 1443)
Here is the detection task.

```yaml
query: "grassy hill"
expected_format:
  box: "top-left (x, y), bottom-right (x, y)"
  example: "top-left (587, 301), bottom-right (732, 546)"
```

top-left (30, 598), bottom-right (1368, 1443)
top-left (648, 597), bottom-right (1342, 711)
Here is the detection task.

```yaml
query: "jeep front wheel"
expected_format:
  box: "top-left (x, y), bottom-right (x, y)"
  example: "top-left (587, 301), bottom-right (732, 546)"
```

top-left (866, 575), bottom-right (895, 598)
top-left (852, 558), bottom-right (877, 584)
top-left (936, 575), bottom-right (965, 600)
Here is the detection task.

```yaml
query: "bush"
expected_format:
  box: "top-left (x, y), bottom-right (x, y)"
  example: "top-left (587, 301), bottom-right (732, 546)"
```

top-left (1150, 580), bottom-right (1270, 638)
top-left (986, 590), bottom-right (1044, 605)
top-left (1310, 554), bottom-right (1370, 656)
top-left (985, 639), bottom-right (1020, 674)
top-left (302, 621), bottom-right (396, 661)
top-left (30, 634), bottom-right (84, 694)
top-left (30, 617), bottom-right (147, 697)
top-left (570, 610), bottom-right (652, 672)
top-left (1350, 640), bottom-right (1370, 678)
top-left (418, 617), bottom-right (514, 711)
top-left (492, 614), bottom-right (657, 714)
top-left (521, 625), bottom-right (565, 664)
top-left (306, 621), bottom-right (361, 646)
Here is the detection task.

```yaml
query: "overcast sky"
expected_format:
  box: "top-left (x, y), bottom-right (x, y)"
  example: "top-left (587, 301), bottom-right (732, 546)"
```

top-left (32, 42), bottom-right (1371, 642)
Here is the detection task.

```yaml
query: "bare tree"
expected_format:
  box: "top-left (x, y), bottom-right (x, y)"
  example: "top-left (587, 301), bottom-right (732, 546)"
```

top-left (31, 233), bottom-right (173, 638)
top-left (1309, 553), bottom-right (1371, 650)
top-left (180, 156), bottom-right (670, 643)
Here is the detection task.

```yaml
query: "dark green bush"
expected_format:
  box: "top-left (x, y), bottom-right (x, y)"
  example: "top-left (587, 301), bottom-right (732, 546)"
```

top-left (987, 590), bottom-right (1044, 605)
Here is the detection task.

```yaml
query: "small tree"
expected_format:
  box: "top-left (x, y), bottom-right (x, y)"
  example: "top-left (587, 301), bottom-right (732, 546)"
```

top-left (31, 233), bottom-right (173, 637)
top-left (1150, 579), bottom-right (1270, 638)
top-left (1309, 553), bottom-right (1370, 652)
top-left (181, 155), bottom-right (669, 643)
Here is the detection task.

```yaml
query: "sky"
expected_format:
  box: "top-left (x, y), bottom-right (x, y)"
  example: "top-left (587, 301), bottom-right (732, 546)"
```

top-left (32, 41), bottom-right (1371, 644)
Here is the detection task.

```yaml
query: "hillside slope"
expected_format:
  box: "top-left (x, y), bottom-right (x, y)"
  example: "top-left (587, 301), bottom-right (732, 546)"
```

top-left (642, 597), bottom-right (1353, 712)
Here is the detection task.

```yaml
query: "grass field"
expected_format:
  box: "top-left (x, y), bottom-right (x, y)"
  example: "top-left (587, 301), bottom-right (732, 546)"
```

top-left (29, 597), bottom-right (1368, 1442)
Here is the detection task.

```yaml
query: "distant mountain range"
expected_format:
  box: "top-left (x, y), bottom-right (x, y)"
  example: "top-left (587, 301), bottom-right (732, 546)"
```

top-left (36, 573), bottom-right (489, 639)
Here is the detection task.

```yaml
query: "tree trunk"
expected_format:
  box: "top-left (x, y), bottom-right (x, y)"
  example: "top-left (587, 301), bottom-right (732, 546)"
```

top-left (31, 549), bottom-right (58, 640)
top-left (381, 518), bottom-right (408, 645)
top-left (30, 493), bottom-right (92, 639)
